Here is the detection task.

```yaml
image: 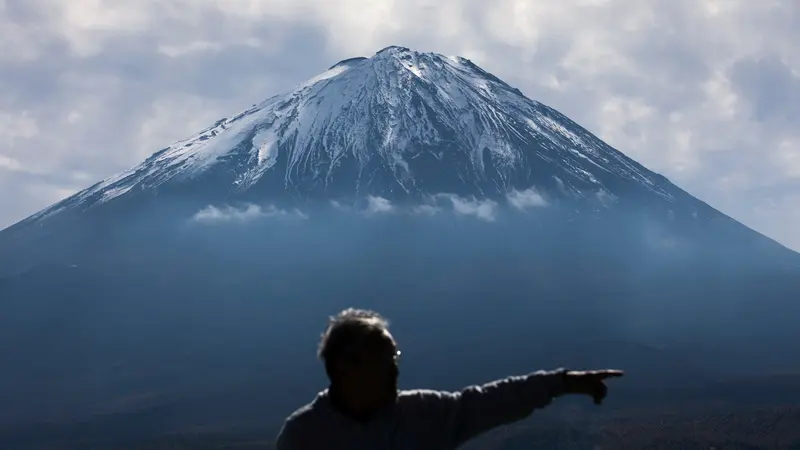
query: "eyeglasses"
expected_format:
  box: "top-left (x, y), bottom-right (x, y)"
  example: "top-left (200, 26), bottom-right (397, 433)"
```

top-left (341, 348), bottom-right (401, 367)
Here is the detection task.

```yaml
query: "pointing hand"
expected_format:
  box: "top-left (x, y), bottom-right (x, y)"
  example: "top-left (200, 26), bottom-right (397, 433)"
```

top-left (562, 369), bottom-right (624, 405)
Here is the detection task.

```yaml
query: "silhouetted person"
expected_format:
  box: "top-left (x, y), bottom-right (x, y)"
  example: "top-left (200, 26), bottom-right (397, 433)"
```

top-left (276, 308), bottom-right (624, 450)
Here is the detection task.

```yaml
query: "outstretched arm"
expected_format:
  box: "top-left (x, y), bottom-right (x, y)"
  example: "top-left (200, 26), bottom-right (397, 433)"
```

top-left (407, 368), bottom-right (623, 449)
top-left (407, 369), bottom-right (567, 449)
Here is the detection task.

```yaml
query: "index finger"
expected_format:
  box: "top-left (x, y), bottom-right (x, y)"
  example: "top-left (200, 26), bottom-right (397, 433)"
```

top-left (594, 369), bottom-right (625, 378)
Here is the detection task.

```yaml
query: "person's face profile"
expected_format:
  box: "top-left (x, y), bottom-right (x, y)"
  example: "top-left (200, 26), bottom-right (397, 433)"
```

top-left (339, 330), bottom-right (400, 401)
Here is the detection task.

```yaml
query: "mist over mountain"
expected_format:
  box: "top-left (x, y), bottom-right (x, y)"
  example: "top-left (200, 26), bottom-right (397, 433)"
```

top-left (1, 46), bottom-right (798, 445)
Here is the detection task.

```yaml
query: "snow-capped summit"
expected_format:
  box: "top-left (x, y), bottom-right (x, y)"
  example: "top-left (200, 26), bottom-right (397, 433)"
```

top-left (26, 46), bottom-right (697, 224)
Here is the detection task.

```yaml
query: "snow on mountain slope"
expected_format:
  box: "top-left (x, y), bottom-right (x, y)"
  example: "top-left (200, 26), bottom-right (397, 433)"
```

top-left (26, 46), bottom-right (684, 224)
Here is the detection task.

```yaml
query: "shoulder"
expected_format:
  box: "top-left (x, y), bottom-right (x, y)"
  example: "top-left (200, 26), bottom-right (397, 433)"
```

top-left (276, 398), bottom-right (328, 449)
top-left (284, 400), bottom-right (317, 426)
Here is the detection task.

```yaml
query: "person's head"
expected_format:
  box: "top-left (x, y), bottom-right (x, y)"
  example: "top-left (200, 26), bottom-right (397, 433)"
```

top-left (318, 308), bottom-right (400, 413)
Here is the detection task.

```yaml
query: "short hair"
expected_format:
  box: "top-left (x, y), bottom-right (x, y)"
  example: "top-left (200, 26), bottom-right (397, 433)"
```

top-left (318, 308), bottom-right (391, 378)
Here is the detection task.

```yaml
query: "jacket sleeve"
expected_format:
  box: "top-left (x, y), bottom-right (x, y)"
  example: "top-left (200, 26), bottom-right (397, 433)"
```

top-left (408, 369), bottom-right (568, 449)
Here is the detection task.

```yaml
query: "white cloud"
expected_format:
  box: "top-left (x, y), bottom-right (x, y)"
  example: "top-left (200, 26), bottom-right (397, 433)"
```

top-left (330, 200), bottom-right (349, 212)
top-left (158, 41), bottom-right (225, 58)
top-left (192, 204), bottom-right (306, 223)
top-left (0, 111), bottom-right (38, 148)
top-left (775, 138), bottom-right (800, 179)
top-left (0, 155), bottom-right (27, 173)
top-left (436, 194), bottom-right (498, 222)
top-left (336, 196), bottom-right (439, 217)
top-left (506, 188), bottom-right (548, 210)
top-left (0, 0), bottom-right (798, 250)
top-left (365, 195), bottom-right (394, 215)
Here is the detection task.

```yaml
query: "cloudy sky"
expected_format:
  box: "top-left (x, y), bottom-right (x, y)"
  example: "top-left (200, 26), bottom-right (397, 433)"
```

top-left (1, 0), bottom-right (798, 250)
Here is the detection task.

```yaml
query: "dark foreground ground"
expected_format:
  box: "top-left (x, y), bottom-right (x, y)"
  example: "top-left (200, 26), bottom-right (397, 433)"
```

top-left (3, 374), bottom-right (800, 450)
top-left (4, 406), bottom-right (799, 450)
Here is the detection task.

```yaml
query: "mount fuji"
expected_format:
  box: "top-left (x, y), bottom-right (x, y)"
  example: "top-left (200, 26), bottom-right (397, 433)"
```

top-left (5, 46), bottom-right (721, 228)
top-left (1, 46), bottom-right (799, 447)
